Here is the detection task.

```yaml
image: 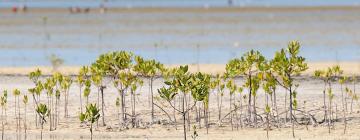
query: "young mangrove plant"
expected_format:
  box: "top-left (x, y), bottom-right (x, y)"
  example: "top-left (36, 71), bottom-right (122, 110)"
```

top-left (1, 90), bottom-right (7, 140)
top-left (340, 76), bottom-right (350, 134)
top-left (261, 66), bottom-right (278, 138)
top-left (23, 95), bottom-right (28, 139)
top-left (13, 89), bottom-right (21, 134)
top-left (29, 69), bottom-right (42, 128)
top-left (191, 125), bottom-right (198, 140)
top-left (225, 79), bottom-right (237, 130)
top-left (79, 103), bottom-right (100, 140)
top-left (314, 65), bottom-right (342, 133)
top-left (77, 66), bottom-right (89, 113)
top-left (271, 41), bottom-right (308, 138)
top-left (53, 72), bottom-right (63, 129)
top-left (349, 75), bottom-right (358, 114)
top-left (133, 56), bottom-right (163, 122)
top-left (84, 79), bottom-right (92, 106)
top-left (158, 66), bottom-right (209, 140)
top-left (192, 72), bottom-right (211, 133)
top-left (36, 103), bottom-right (49, 140)
top-left (226, 50), bottom-right (265, 127)
top-left (44, 77), bottom-right (55, 131)
top-left (61, 75), bottom-right (72, 118)
top-left (90, 64), bottom-right (107, 126)
top-left (93, 51), bottom-right (132, 123)
top-left (114, 71), bottom-right (143, 127)
top-left (210, 74), bottom-right (225, 125)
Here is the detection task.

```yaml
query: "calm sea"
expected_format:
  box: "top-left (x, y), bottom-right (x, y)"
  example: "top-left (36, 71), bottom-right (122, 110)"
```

top-left (0, 1), bottom-right (360, 66)
top-left (0, 0), bottom-right (360, 8)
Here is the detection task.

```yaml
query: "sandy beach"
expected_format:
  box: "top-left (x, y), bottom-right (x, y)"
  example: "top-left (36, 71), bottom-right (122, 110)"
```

top-left (0, 69), bottom-right (359, 140)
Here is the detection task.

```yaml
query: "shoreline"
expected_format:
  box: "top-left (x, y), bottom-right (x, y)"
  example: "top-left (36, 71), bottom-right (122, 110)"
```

top-left (1, 5), bottom-right (360, 14)
top-left (1, 61), bottom-right (359, 76)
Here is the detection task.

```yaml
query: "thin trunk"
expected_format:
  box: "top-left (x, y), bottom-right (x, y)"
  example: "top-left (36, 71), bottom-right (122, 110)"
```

top-left (219, 95), bottom-right (223, 126)
top-left (266, 94), bottom-right (269, 139)
top-left (80, 87), bottom-right (83, 113)
top-left (239, 94), bottom-right (243, 129)
top-left (186, 94), bottom-right (191, 131)
top-left (270, 92), bottom-right (274, 119)
top-left (131, 90), bottom-right (135, 128)
top-left (323, 82), bottom-right (328, 123)
top-left (35, 100), bottom-right (39, 128)
top-left (33, 94), bottom-right (39, 128)
top-left (97, 87), bottom-right (100, 127)
top-left (329, 98), bottom-right (332, 132)
top-left (273, 88), bottom-right (279, 126)
top-left (248, 75), bottom-right (252, 125)
top-left (352, 80), bottom-right (356, 114)
top-left (64, 90), bottom-right (68, 117)
top-left (24, 104), bottom-right (27, 140)
top-left (47, 95), bottom-right (52, 131)
top-left (117, 104), bottom-right (120, 126)
top-left (235, 99), bottom-right (239, 130)
top-left (205, 105), bottom-right (209, 134)
top-left (289, 86), bottom-right (295, 138)
top-left (55, 96), bottom-right (58, 130)
top-left (328, 84), bottom-right (331, 133)
top-left (182, 94), bottom-right (187, 140)
top-left (335, 104), bottom-right (338, 120)
top-left (2, 107), bottom-right (4, 140)
top-left (90, 123), bottom-right (93, 140)
top-left (253, 95), bottom-right (257, 128)
top-left (341, 83), bottom-right (346, 134)
top-left (285, 91), bottom-right (287, 124)
top-left (230, 94), bottom-right (233, 131)
top-left (150, 78), bottom-right (154, 122)
top-left (37, 94), bottom-right (40, 128)
top-left (173, 99), bottom-right (177, 130)
top-left (101, 87), bottom-right (106, 126)
top-left (18, 97), bottom-right (21, 133)
top-left (120, 89), bottom-right (125, 122)
top-left (196, 105), bottom-right (200, 128)
top-left (4, 107), bottom-right (6, 124)
top-left (14, 96), bottom-right (17, 133)
top-left (51, 94), bottom-right (54, 130)
top-left (344, 96), bottom-right (348, 134)
top-left (217, 88), bottom-right (220, 121)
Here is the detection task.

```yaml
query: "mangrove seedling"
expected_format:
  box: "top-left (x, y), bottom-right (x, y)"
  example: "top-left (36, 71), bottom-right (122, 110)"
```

top-left (1, 90), bottom-right (8, 140)
top-left (79, 104), bottom-right (100, 140)
top-left (36, 103), bottom-right (49, 140)
top-left (271, 41), bottom-right (308, 138)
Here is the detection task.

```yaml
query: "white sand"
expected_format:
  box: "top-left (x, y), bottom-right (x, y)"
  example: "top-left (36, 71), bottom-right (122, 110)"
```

top-left (0, 70), bottom-right (359, 139)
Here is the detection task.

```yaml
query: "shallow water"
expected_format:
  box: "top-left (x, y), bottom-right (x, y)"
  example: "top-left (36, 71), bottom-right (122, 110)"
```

top-left (1, 0), bottom-right (360, 8)
top-left (1, 7), bottom-right (360, 66)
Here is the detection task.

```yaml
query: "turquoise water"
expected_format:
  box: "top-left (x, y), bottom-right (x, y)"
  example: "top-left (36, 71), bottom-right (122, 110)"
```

top-left (1, 0), bottom-right (360, 8)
